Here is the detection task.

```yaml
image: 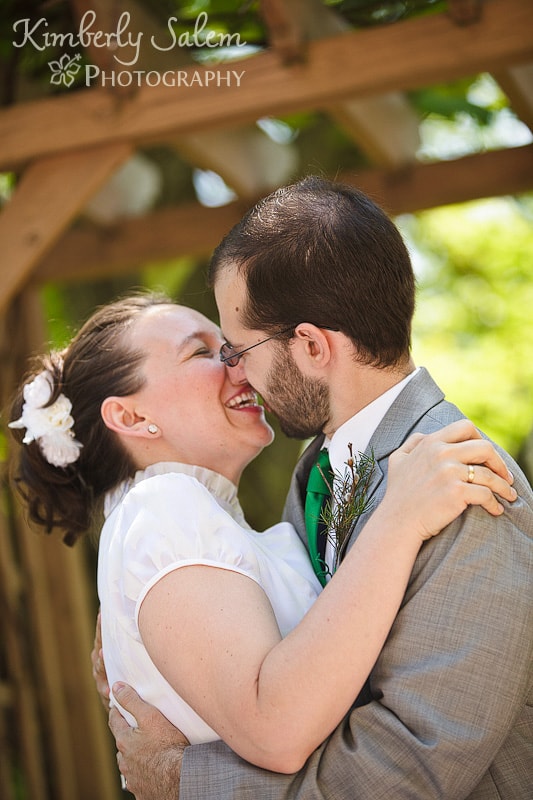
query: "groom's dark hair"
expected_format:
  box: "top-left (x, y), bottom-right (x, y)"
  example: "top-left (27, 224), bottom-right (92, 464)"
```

top-left (208, 176), bottom-right (415, 368)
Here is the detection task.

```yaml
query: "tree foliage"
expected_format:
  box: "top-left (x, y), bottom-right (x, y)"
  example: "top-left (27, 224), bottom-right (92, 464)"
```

top-left (401, 196), bottom-right (533, 457)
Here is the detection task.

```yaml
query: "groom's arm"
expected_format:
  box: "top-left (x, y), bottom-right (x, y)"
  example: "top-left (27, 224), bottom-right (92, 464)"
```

top-left (97, 427), bottom-right (531, 800)
top-left (109, 490), bottom-right (532, 800)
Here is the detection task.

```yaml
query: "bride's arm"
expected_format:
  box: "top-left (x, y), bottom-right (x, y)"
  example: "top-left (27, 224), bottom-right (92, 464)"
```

top-left (138, 423), bottom-right (516, 773)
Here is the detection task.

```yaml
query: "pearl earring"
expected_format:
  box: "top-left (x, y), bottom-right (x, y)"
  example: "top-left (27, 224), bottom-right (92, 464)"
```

top-left (147, 423), bottom-right (158, 434)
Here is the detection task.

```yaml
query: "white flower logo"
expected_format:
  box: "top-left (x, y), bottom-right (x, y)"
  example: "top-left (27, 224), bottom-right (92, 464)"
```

top-left (48, 53), bottom-right (82, 88)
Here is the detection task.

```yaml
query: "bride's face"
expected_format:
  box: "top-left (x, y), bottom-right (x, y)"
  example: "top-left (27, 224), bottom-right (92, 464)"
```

top-left (126, 304), bottom-right (274, 483)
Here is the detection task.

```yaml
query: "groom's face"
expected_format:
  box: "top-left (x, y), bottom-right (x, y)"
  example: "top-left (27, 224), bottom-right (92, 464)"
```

top-left (214, 264), bottom-right (330, 439)
top-left (263, 344), bottom-right (330, 439)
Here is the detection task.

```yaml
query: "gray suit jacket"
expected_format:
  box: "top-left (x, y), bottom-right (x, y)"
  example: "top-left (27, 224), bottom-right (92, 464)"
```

top-left (182, 368), bottom-right (533, 799)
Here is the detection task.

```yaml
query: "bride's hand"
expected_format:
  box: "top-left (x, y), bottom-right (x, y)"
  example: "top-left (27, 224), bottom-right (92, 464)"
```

top-left (385, 419), bottom-right (517, 541)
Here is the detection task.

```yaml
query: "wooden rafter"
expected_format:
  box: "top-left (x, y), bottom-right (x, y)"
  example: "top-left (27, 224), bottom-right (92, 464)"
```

top-left (175, 127), bottom-right (298, 198)
top-left (327, 95), bottom-right (420, 169)
top-left (339, 142), bottom-right (533, 216)
top-left (447, 0), bottom-right (483, 25)
top-left (68, 0), bottom-right (117, 75)
top-left (259, 0), bottom-right (306, 63)
top-left (493, 63), bottom-right (533, 132)
top-left (0, 144), bottom-right (132, 313)
top-left (35, 144), bottom-right (533, 285)
top-left (1, 0), bottom-right (532, 170)
top-left (260, 0), bottom-right (421, 168)
top-left (36, 200), bottom-right (248, 283)
top-left (68, 0), bottom-right (190, 74)
top-left (67, 0), bottom-right (297, 200)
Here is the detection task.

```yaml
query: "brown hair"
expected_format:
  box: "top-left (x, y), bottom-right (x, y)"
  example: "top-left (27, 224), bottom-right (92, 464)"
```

top-left (8, 293), bottom-right (174, 545)
top-left (208, 176), bottom-right (415, 367)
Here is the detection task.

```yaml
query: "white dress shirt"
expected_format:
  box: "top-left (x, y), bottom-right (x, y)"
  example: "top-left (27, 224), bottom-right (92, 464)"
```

top-left (323, 368), bottom-right (419, 574)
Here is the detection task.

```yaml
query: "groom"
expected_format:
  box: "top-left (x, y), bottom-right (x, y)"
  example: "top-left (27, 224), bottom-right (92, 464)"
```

top-left (100, 177), bottom-right (533, 798)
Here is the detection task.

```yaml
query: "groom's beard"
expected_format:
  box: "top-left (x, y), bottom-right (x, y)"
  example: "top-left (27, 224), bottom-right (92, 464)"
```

top-left (264, 346), bottom-right (330, 439)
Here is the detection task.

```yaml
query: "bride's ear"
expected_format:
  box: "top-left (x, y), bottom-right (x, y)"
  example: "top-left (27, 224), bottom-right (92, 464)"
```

top-left (101, 397), bottom-right (151, 438)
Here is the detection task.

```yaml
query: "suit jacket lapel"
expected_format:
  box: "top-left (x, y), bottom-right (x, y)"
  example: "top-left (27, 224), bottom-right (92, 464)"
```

top-left (368, 367), bottom-right (445, 461)
top-left (343, 368), bottom-right (446, 550)
top-left (283, 368), bottom-right (447, 558)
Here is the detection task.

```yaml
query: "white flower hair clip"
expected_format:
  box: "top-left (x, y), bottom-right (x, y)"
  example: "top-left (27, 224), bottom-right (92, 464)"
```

top-left (9, 370), bottom-right (83, 468)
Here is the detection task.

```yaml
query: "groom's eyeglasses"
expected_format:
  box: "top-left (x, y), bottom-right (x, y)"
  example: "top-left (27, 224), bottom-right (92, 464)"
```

top-left (219, 327), bottom-right (294, 367)
top-left (220, 325), bottom-right (339, 367)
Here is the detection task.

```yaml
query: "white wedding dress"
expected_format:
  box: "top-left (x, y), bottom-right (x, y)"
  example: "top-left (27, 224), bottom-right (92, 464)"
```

top-left (98, 462), bottom-right (322, 744)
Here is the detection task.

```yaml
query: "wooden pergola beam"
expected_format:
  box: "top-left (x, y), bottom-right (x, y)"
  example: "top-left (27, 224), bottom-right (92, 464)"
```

top-left (493, 63), bottom-right (533, 131)
top-left (259, 0), bottom-right (306, 63)
top-left (0, 144), bottom-right (132, 314)
top-left (35, 143), bottom-right (533, 284)
top-left (1, 0), bottom-right (532, 170)
top-left (327, 94), bottom-right (420, 169)
top-left (175, 127), bottom-right (298, 198)
top-left (340, 142), bottom-right (533, 216)
top-left (447, 0), bottom-right (483, 25)
top-left (36, 200), bottom-right (249, 283)
top-left (259, 0), bottom-right (422, 169)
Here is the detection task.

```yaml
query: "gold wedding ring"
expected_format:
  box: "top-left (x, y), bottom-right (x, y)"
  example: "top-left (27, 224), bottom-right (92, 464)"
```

top-left (467, 464), bottom-right (475, 483)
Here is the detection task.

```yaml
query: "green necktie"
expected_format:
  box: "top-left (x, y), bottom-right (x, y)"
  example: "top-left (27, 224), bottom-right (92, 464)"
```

top-left (305, 448), bottom-right (333, 587)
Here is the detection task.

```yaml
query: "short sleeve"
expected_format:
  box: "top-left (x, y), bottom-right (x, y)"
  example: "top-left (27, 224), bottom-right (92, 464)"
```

top-left (110, 473), bottom-right (263, 625)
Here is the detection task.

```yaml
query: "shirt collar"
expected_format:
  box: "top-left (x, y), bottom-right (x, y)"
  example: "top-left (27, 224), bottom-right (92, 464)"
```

top-left (326, 368), bottom-right (419, 477)
top-left (103, 461), bottom-right (246, 525)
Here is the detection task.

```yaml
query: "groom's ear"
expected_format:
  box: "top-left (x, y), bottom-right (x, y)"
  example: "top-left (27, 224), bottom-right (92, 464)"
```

top-left (291, 324), bottom-right (332, 370)
top-left (101, 397), bottom-right (152, 438)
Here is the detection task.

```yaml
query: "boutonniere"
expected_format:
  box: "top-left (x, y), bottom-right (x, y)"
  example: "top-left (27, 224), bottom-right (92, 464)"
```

top-left (320, 444), bottom-right (375, 565)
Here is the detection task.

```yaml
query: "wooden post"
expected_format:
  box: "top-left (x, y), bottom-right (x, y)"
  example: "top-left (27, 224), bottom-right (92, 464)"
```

top-left (0, 290), bottom-right (122, 799)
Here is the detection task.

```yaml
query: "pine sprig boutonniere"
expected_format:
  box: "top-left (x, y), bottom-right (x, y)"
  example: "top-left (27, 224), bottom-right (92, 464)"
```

top-left (319, 444), bottom-right (376, 563)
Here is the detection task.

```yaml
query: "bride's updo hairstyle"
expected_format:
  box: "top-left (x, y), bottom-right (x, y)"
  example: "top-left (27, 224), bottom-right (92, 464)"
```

top-left (8, 292), bottom-right (174, 546)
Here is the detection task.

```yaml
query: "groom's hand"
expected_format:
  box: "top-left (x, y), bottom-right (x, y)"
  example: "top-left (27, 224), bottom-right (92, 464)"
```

top-left (111, 683), bottom-right (189, 800)
top-left (91, 611), bottom-right (110, 709)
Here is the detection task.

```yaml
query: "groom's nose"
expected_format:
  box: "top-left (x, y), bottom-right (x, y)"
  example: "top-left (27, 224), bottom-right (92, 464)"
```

top-left (225, 359), bottom-right (248, 385)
